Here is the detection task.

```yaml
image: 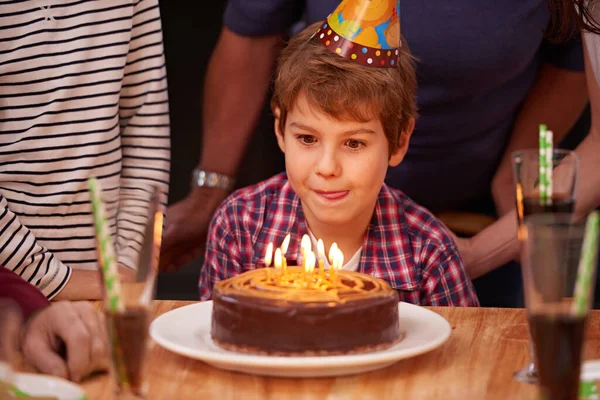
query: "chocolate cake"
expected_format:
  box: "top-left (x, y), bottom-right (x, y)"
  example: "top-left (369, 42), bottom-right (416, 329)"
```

top-left (211, 266), bottom-right (400, 356)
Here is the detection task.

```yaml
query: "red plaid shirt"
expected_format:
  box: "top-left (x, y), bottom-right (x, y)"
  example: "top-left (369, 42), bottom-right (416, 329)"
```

top-left (199, 173), bottom-right (479, 306)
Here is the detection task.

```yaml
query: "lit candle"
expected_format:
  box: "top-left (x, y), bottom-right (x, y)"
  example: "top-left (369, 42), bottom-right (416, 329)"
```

top-left (331, 247), bottom-right (344, 281)
top-left (280, 234), bottom-right (290, 274)
top-left (264, 242), bottom-right (274, 282)
top-left (300, 234), bottom-right (311, 269)
top-left (328, 242), bottom-right (338, 265)
top-left (335, 248), bottom-right (344, 270)
top-left (264, 242), bottom-right (273, 267)
top-left (305, 250), bottom-right (316, 287)
top-left (274, 248), bottom-right (283, 275)
top-left (317, 239), bottom-right (325, 277)
top-left (328, 242), bottom-right (338, 279)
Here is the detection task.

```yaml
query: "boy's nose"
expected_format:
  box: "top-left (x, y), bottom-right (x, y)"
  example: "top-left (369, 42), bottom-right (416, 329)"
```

top-left (315, 148), bottom-right (341, 178)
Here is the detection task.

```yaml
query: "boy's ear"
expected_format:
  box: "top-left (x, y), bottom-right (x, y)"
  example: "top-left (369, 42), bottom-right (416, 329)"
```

top-left (389, 117), bottom-right (415, 167)
top-left (273, 107), bottom-right (286, 153)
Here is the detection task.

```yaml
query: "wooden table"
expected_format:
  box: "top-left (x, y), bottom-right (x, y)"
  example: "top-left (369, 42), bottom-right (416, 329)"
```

top-left (80, 301), bottom-right (600, 399)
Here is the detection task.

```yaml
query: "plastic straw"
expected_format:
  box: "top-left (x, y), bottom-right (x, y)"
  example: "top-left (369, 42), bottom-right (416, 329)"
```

top-left (88, 177), bottom-right (124, 312)
top-left (538, 124), bottom-right (553, 206)
top-left (573, 212), bottom-right (600, 316)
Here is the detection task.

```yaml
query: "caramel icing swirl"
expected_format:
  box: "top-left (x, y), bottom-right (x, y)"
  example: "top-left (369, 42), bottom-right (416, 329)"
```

top-left (215, 266), bottom-right (394, 303)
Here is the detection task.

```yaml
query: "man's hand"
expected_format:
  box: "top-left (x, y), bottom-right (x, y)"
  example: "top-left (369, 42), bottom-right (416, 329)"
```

top-left (21, 301), bottom-right (109, 382)
top-left (160, 187), bottom-right (228, 271)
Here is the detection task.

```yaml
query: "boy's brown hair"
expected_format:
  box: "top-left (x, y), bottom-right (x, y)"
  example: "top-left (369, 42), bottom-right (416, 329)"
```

top-left (271, 22), bottom-right (417, 155)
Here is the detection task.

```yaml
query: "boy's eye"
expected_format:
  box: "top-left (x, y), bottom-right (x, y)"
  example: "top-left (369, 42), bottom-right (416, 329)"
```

top-left (346, 139), bottom-right (365, 150)
top-left (297, 135), bottom-right (316, 145)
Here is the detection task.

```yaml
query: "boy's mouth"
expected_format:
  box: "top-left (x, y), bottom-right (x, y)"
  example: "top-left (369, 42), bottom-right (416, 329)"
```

top-left (313, 190), bottom-right (349, 201)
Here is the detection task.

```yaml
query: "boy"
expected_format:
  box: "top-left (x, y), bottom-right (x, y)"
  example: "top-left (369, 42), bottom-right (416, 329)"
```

top-left (199, 1), bottom-right (478, 306)
top-left (0, 1), bottom-right (170, 300)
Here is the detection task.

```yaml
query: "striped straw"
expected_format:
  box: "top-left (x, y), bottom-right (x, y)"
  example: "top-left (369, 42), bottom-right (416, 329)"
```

top-left (88, 177), bottom-right (124, 312)
top-left (539, 124), bottom-right (553, 206)
top-left (573, 212), bottom-right (600, 316)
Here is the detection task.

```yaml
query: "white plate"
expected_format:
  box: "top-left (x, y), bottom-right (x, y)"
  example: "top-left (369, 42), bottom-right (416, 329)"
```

top-left (13, 373), bottom-right (87, 400)
top-left (0, 363), bottom-right (86, 400)
top-left (150, 301), bottom-right (451, 377)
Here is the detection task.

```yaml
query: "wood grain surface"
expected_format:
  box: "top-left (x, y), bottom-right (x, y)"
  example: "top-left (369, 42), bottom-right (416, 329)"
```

top-left (79, 301), bottom-right (600, 400)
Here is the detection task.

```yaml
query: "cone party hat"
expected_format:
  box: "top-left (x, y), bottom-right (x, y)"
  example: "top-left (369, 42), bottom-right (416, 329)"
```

top-left (316, 0), bottom-right (401, 68)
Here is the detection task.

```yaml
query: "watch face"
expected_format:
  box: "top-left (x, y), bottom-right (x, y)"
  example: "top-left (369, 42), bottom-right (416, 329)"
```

top-left (193, 170), bottom-right (233, 190)
top-left (208, 174), bottom-right (219, 187)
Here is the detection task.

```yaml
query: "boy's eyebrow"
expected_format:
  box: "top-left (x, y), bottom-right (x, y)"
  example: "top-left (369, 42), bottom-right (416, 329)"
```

top-left (340, 128), bottom-right (376, 136)
top-left (289, 122), bottom-right (376, 136)
top-left (289, 122), bottom-right (320, 133)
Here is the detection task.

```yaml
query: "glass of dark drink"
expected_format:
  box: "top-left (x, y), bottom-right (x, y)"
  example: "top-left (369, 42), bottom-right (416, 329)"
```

top-left (103, 188), bottom-right (163, 400)
top-left (513, 149), bottom-right (578, 223)
top-left (512, 149), bottom-right (579, 384)
top-left (520, 213), bottom-right (598, 400)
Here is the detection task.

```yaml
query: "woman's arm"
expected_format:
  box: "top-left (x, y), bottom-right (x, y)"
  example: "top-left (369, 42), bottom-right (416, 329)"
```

top-left (491, 63), bottom-right (588, 216)
top-left (461, 39), bottom-right (600, 278)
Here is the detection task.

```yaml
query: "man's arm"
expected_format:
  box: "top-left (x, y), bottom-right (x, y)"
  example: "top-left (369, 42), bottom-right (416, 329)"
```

top-left (461, 39), bottom-right (600, 279)
top-left (491, 63), bottom-right (588, 216)
top-left (161, 27), bottom-right (283, 270)
top-left (572, 39), bottom-right (600, 218)
top-left (198, 27), bottom-right (283, 181)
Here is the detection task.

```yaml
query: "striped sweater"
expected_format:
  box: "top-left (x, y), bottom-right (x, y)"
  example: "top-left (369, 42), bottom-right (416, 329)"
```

top-left (0, 0), bottom-right (170, 298)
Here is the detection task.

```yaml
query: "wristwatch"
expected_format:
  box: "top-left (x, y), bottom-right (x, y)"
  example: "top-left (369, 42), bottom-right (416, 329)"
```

top-left (191, 169), bottom-right (235, 191)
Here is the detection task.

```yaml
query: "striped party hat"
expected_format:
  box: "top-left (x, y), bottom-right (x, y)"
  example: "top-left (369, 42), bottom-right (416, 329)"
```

top-left (316, 0), bottom-right (401, 68)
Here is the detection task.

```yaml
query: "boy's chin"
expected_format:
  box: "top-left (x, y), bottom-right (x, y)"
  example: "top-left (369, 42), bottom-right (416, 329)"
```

top-left (310, 213), bottom-right (357, 227)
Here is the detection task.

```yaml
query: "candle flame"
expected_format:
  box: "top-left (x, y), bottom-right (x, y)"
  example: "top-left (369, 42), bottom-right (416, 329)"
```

top-left (334, 248), bottom-right (344, 270)
top-left (274, 248), bottom-right (283, 270)
top-left (264, 242), bottom-right (273, 267)
top-left (328, 242), bottom-right (338, 265)
top-left (281, 233), bottom-right (291, 255)
top-left (305, 251), bottom-right (316, 274)
top-left (317, 239), bottom-right (325, 260)
top-left (301, 234), bottom-right (311, 252)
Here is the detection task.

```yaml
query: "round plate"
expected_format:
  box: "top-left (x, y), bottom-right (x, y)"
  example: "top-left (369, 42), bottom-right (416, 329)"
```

top-left (13, 373), bottom-right (87, 400)
top-left (150, 301), bottom-right (451, 377)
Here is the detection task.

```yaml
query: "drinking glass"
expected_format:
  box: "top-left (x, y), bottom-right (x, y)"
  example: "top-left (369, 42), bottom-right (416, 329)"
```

top-left (103, 187), bottom-right (163, 399)
top-left (512, 149), bottom-right (579, 384)
top-left (513, 149), bottom-right (578, 219)
top-left (521, 213), bottom-right (598, 399)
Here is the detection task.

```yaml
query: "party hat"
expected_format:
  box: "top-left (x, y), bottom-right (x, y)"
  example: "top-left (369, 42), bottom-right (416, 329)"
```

top-left (316, 0), bottom-right (401, 68)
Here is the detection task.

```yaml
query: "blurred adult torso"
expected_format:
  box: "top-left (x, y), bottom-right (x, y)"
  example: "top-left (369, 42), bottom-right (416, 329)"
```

top-left (303, 1), bottom-right (554, 211)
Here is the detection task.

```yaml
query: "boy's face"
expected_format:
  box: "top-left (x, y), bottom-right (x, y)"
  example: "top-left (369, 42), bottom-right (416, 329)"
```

top-left (274, 93), bottom-right (413, 232)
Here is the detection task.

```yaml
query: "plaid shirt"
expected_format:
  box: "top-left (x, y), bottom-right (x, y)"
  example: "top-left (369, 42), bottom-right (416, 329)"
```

top-left (199, 173), bottom-right (479, 306)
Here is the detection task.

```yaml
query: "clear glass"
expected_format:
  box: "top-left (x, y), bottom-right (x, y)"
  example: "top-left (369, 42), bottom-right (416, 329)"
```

top-left (520, 213), bottom-right (598, 400)
top-left (511, 149), bottom-right (579, 384)
top-left (103, 186), bottom-right (163, 400)
top-left (513, 149), bottom-right (579, 221)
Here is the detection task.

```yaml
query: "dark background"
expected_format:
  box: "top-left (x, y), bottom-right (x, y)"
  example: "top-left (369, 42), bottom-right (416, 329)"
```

top-left (155, 2), bottom-right (284, 299)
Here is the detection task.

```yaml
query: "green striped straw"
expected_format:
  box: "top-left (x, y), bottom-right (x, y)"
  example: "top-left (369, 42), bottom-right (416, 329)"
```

top-left (539, 124), bottom-right (553, 206)
top-left (573, 211), bottom-right (600, 316)
top-left (88, 177), bottom-right (124, 313)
